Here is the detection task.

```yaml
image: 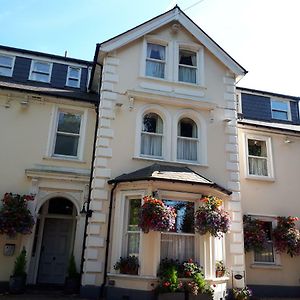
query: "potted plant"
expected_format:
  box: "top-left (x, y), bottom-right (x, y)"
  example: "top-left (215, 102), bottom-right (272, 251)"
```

top-left (138, 196), bottom-right (176, 233)
top-left (157, 258), bottom-right (184, 300)
top-left (182, 259), bottom-right (213, 300)
top-left (194, 196), bottom-right (230, 238)
top-left (64, 254), bottom-right (80, 294)
top-left (215, 260), bottom-right (227, 278)
top-left (9, 247), bottom-right (27, 294)
top-left (0, 193), bottom-right (35, 236)
top-left (243, 215), bottom-right (268, 253)
top-left (114, 255), bottom-right (139, 275)
top-left (232, 286), bottom-right (252, 300)
top-left (273, 216), bottom-right (300, 257)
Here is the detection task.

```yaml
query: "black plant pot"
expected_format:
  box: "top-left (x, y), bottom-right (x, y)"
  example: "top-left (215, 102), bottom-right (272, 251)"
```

top-left (9, 275), bottom-right (26, 294)
top-left (64, 277), bottom-right (80, 294)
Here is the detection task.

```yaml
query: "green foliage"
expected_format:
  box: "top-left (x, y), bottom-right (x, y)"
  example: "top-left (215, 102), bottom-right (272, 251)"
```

top-left (12, 247), bottom-right (27, 277)
top-left (114, 256), bottom-right (139, 275)
top-left (67, 254), bottom-right (80, 278)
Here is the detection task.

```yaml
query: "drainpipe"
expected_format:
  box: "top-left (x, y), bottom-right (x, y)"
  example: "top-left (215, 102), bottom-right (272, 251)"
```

top-left (100, 182), bottom-right (118, 297)
top-left (80, 62), bottom-right (102, 280)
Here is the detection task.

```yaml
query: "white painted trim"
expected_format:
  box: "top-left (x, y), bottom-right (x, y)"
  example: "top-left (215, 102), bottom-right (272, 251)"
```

top-left (243, 133), bottom-right (274, 180)
top-left (172, 109), bottom-right (207, 165)
top-left (66, 66), bottom-right (82, 88)
top-left (29, 59), bottom-right (53, 83)
top-left (134, 104), bottom-right (172, 161)
top-left (0, 53), bottom-right (15, 77)
top-left (47, 105), bottom-right (88, 161)
top-left (99, 8), bottom-right (245, 76)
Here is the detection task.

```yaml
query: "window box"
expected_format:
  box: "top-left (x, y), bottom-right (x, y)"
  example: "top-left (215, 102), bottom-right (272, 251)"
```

top-left (188, 293), bottom-right (212, 300)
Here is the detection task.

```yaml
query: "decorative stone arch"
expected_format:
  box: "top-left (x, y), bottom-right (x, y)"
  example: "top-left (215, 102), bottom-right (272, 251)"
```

top-left (35, 191), bottom-right (81, 217)
top-left (134, 103), bottom-right (172, 160)
top-left (172, 109), bottom-right (207, 164)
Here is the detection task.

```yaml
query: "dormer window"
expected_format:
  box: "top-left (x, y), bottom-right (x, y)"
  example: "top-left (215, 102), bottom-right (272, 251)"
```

top-left (66, 66), bottom-right (81, 88)
top-left (0, 54), bottom-right (15, 77)
top-left (29, 60), bottom-right (52, 83)
top-left (271, 99), bottom-right (290, 121)
top-left (178, 49), bottom-right (197, 84)
top-left (146, 43), bottom-right (165, 79)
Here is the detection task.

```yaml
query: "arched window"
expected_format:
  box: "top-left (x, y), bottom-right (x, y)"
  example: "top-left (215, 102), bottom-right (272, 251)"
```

top-left (141, 113), bottom-right (163, 157)
top-left (177, 118), bottom-right (198, 161)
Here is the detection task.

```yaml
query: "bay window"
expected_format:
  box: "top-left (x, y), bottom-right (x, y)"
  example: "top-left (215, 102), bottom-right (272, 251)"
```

top-left (141, 113), bottom-right (163, 157)
top-left (161, 200), bottom-right (195, 261)
top-left (124, 198), bottom-right (141, 257)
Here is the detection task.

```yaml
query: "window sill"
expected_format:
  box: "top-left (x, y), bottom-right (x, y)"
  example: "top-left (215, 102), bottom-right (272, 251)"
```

top-left (107, 273), bottom-right (157, 281)
top-left (133, 156), bottom-right (208, 167)
top-left (245, 175), bottom-right (275, 182)
top-left (250, 264), bottom-right (282, 270)
top-left (139, 75), bottom-right (206, 90)
top-left (43, 155), bottom-right (86, 164)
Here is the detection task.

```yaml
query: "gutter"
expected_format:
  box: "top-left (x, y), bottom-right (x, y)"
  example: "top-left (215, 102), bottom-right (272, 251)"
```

top-left (79, 60), bottom-right (102, 281)
top-left (100, 182), bottom-right (118, 297)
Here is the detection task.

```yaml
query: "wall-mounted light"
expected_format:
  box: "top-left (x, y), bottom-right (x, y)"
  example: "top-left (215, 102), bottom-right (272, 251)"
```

top-left (20, 100), bottom-right (29, 108)
top-left (129, 97), bottom-right (134, 111)
top-left (284, 136), bottom-right (293, 144)
top-left (80, 200), bottom-right (93, 218)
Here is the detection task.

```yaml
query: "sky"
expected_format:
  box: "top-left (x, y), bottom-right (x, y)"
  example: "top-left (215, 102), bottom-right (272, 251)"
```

top-left (1, 0), bottom-right (300, 96)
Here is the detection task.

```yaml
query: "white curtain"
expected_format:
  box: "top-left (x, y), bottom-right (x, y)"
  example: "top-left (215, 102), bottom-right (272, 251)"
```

top-left (254, 242), bottom-right (274, 263)
top-left (146, 43), bottom-right (165, 78)
top-left (248, 157), bottom-right (268, 176)
top-left (127, 232), bottom-right (140, 257)
top-left (141, 133), bottom-right (162, 156)
top-left (161, 233), bottom-right (194, 262)
top-left (179, 66), bottom-right (196, 83)
top-left (177, 138), bottom-right (197, 161)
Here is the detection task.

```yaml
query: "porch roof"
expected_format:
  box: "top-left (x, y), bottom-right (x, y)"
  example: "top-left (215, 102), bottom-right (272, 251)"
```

top-left (108, 163), bottom-right (231, 195)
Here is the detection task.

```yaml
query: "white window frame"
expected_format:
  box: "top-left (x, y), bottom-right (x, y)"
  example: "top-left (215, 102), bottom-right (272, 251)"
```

top-left (46, 106), bottom-right (87, 161)
top-left (175, 42), bottom-right (204, 86)
top-left (66, 66), bottom-right (81, 88)
top-left (0, 54), bottom-right (15, 77)
top-left (110, 190), bottom-right (146, 275)
top-left (134, 104), bottom-right (172, 161)
top-left (244, 134), bottom-right (274, 180)
top-left (173, 109), bottom-right (207, 166)
top-left (250, 215), bottom-right (280, 266)
top-left (271, 98), bottom-right (291, 121)
top-left (140, 37), bottom-right (169, 81)
top-left (29, 60), bottom-right (53, 83)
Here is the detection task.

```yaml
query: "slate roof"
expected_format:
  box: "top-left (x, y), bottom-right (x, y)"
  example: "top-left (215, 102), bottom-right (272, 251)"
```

top-left (0, 78), bottom-right (98, 103)
top-left (108, 163), bottom-right (231, 195)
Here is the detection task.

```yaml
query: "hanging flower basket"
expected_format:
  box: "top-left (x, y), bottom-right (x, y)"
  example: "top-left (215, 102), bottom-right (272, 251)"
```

top-left (138, 196), bottom-right (176, 233)
top-left (243, 215), bottom-right (268, 252)
top-left (194, 196), bottom-right (230, 238)
top-left (273, 216), bottom-right (300, 257)
top-left (0, 193), bottom-right (35, 236)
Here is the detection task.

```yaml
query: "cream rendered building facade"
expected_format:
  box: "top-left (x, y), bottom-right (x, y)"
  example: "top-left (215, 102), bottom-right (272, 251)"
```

top-left (237, 88), bottom-right (300, 297)
top-left (0, 46), bottom-right (97, 288)
top-left (82, 7), bottom-right (247, 299)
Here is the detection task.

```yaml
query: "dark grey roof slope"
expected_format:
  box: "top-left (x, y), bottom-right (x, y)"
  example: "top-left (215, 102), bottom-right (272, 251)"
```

top-left (108, 163), bottom-right (231, 195)
top-left (0, 44), bottom-right (92, 65)
top-left (0, 78), bottom-right (98, 103)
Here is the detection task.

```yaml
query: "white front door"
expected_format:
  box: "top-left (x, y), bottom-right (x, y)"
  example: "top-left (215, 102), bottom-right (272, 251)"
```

top-left (37, 218), bottom-right (73, 284)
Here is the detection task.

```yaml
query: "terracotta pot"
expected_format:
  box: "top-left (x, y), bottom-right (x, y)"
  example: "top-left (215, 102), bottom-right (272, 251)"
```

top-left (215, 270), bottom-right (225, 278)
